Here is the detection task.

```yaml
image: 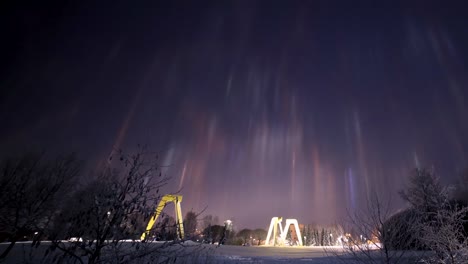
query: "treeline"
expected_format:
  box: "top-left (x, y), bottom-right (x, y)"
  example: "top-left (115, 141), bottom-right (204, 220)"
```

top-left (159, 212), bottom-right (269, 246)
top-left (300, 225), bottom-right (344, 246)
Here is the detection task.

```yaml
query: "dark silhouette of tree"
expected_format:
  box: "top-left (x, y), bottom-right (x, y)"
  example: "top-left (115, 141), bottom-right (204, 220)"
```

top-left (382, 208), bottom-right (421, 250)
top-left (0, 153), bottom-right (81, 260)
top-left (183, 211), bottom-right (197, 239)
top-left (202, 225), bottom-right (224, 244)
top-left (201, 215), bottom-right (219, 231)
top-left (236, 229), bottom-right (252, 245)
top-left (48, 148), bottom-right (170, 264)
top-left (154, 214), bottom-right (177, 241)
top-left (320, 228), bottom-right (325, 246)
top-left (252, 228), bottom-right (267, 245)
top-left (453, 169), bottom-right (468, 203)
top-left (312, 229), bottom-right (319, 246)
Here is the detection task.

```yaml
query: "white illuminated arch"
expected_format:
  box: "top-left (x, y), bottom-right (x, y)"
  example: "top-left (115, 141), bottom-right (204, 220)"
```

top-left (265, 217), bottom-right (303, 246)
top-left (280, 218), bottom-right (303, 246)
top-left (265, 217), bottom-right (283, 246)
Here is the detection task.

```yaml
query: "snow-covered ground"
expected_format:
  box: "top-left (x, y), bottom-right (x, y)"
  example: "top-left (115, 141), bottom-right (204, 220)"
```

top-left (0, 241), bottom-right (422, 263)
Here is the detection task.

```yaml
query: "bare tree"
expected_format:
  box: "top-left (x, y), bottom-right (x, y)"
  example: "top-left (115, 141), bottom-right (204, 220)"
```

top-left (47, 148), bottom-right (171, 264)
top-left (0, 153), bottom-right (81, 260)
top-left (417, 203), bottom-right (468, 263)
top-left (201, 215), bottom-right (219, 231)
top-left (183, 211), bottom-right (197, 239)
top-left (329, 193), bottom-right (419, 264)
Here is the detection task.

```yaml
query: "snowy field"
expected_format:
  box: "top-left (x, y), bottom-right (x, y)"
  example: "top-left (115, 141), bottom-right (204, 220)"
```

top-left (0, 241), bottom-right (424, 263)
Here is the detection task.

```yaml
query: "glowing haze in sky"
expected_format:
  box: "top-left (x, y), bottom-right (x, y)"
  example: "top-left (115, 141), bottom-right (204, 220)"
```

top-left (1, 1), bottom-right (468, 229)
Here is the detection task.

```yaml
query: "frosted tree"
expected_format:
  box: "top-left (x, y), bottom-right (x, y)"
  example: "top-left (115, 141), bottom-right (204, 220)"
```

top-left (399, 168), bottom-right (448, 214)
top-left (418, 203), bottom-right (468, 263)
top-left (401, 169), bottom-right (468, 263)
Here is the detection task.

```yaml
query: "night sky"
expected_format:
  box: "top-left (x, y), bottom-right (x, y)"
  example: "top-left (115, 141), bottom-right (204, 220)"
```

top-left (1, 1), bottom-right (468, 229)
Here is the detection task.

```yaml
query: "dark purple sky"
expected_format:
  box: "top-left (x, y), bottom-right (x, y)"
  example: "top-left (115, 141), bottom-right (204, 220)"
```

top-left (1, 1), bottom-right (468, 229)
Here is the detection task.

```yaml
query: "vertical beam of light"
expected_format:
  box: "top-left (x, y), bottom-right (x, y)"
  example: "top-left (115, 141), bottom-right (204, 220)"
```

top-left (428, 28), bottom-right (468, 164)
top-left (289, 93), bottom-right (300, 203)
top-left (410, 26), bottom-right (464, 166)
top-left (413, 151), bottom-right (420, 169)
top-left (353, 109), bottom-right (370, 200)
top-left (185, 155), bottom-right (206, 209)
top-left (178, 161), bottom-right (188, 191)
top-left (291, 149), bottom-right (296, 201)
top-left (178, 111), bottom-right (229, 217)
top-left (104, 58), bottom-right (158, 167)
top-left (347, 168), bottom-right (356, 210)
top-left (101, 85), bottom-right (143, 170)
top-left (326, 167), bottom-right (337, 222)
top-left (225, 72), bottom-right (233, 99)
top-left (311, 146), bottom-right (322, 220)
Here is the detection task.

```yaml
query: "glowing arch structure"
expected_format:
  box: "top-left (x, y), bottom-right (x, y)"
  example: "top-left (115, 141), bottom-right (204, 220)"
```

top-left (280, 219), bottom-right (303, 246)
top-left (265, 217), bottom-right (303, 246)
top-left (265, 217), bottom-right (283, 246)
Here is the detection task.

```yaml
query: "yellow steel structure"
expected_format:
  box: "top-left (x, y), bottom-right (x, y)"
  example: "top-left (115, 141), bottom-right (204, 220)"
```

top-left (140, 194), bottom-right (184, 241)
